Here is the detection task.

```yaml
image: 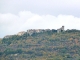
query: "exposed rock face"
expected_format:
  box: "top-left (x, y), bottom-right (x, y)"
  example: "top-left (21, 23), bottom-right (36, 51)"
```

top-left (4, 35), bottom-right (13, 38)
top-left (17, 31), bottom-right (25, 36)
top-left (0, 38), bottom-right (2, 40)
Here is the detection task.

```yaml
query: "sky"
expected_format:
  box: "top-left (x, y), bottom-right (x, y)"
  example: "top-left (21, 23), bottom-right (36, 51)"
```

top-left (0, 0), bottom-right (80, 38)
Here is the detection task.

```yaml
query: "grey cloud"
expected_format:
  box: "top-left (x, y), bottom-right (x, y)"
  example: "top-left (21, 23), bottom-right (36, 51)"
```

top-left (0, 0), bottom-right (80, 17)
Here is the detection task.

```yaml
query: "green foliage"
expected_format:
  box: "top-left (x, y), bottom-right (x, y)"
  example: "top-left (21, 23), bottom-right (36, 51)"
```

top-left (1, 29), bottom-right (80, 60)
top-left (4, 48), bottom-right (23, 55)
top-left (0, 52), bottom-right (2, 55)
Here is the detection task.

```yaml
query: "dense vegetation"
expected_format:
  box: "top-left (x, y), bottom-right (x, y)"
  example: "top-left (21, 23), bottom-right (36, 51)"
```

top-left (0, 29), bottom-right (80, 60)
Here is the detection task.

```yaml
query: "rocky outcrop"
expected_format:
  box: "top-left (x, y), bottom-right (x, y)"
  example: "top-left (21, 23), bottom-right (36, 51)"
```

top-left (0, 38), bottom-right (2, 40)
top-left (17, 31), bottom-right (25, 36)
top-left (4, 35), bottom-right (13, 38)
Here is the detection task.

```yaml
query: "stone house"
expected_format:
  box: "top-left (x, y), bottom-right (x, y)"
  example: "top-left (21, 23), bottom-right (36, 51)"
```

top-left (57, 26), bottom-right (64, 33)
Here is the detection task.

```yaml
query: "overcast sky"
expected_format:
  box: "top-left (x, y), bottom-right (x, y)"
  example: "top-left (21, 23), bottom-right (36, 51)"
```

top-left (0, 0), bottom-right (80, 38)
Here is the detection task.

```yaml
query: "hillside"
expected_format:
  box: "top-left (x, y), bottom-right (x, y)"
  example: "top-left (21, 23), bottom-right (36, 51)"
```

top-left (0, 29), bottom-right (80, 60)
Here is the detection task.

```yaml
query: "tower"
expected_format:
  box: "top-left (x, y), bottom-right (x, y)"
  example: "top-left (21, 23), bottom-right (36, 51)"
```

top-left (57, 26), bottom-right (65, 33)
top-left (61, 26), bottom-right (64, 31)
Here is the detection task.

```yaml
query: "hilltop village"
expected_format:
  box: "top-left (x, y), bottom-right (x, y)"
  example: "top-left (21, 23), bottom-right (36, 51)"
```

top-left (17, 26), bottom-right (64, 35)
top-left (4, 26), bottom-right (64, 38)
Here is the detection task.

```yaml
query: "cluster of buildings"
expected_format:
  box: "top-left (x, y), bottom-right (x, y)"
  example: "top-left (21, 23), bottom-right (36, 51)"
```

top-left (27, 29), bottom-right (51, 35)
top-left (17, 26), bottom-right (65, 36)
top-left (4, 26), bottom-right (65, 38)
